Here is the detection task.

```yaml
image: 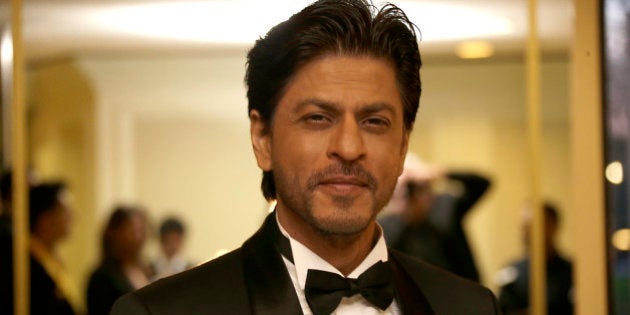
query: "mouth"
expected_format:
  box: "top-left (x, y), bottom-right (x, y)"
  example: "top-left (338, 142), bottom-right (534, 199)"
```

top-left (317, 176), bottom-right (370, 194)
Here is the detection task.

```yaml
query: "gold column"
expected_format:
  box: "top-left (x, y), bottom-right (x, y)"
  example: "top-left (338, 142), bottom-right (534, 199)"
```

top-left (10, 0), bottom-right (28, 314)
top-left (571, 0), bottom-right (608, 314)
top-left (526, 0), bottom-right (546, 314)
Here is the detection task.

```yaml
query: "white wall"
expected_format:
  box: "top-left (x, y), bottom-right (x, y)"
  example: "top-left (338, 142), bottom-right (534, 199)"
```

top-left (77, 53), bottom-right (267, 263)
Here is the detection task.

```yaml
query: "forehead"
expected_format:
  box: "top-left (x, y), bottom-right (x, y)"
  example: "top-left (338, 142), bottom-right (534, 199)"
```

top-left (279, 55), bottom-right (402, 110)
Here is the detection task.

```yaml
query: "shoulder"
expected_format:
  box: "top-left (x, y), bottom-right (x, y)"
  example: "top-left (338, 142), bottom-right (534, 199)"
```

top-left (111, 248), bottom-right (250, 315)
top-left (554, 254), bottom-right (573, 268)
top-left (391, 250), bottom-right (499, 314)
top-left (30, 255), bottom-right (53, 286)
top-left (87, 264), bottom-right (133, 296)
top-left (147, 248), bottom-right (245, 292)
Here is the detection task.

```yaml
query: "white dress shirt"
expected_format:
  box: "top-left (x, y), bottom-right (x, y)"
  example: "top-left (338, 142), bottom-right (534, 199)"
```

top-left (277, 215), bottom-right (401, 315)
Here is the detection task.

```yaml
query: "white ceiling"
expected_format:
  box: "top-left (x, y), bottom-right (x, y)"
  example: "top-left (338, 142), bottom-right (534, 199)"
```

top-left (1, 0), bottom-right (573, 62)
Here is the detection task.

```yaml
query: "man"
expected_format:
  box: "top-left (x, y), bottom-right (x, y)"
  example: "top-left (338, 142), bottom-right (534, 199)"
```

top-left (0, 169), bottom-right (38, 315)
top-left (111, 1), bottom-right (499, 314)
top-left (380, 153), bottom-right (491, 282)
top-left (149, 217), bottom-right (193, 280)
top-left (29, 182), bottom-right (82, 315)
top-left (0, 171), bottom-right (15, 314)
top-left (498, 202), bottom-right (573, 315)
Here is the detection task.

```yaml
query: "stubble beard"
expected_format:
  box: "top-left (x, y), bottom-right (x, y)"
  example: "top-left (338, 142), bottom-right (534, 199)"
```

top-left (274, 163), bottom-right (393, 237)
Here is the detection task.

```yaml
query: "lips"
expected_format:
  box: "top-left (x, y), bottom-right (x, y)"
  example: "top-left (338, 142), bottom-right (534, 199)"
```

top-left (317, 176), bottom-right (370, 194)
top-left (306, 164), bottom-right (378, 193)
top-left (320, 176), bottom-right (368, 186)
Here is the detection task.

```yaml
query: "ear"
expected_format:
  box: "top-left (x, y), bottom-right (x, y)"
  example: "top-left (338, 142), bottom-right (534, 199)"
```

top-left (250, 110), bottom-right (273, 171)
top-left (397, 131), bottom-right (410, 177)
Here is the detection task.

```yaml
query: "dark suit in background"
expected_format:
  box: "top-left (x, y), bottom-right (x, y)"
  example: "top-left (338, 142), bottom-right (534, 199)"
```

top-left (498, 254), bottom-right (573, 315)
top-left (0, 215), bottom-right (13, 315)
top-left (87, 264), bottom-right (135, 315)
top-left (429, 172), bottom-right (490, 281)
top-left (30, 255), bottom-right (76, 315)
top-left (381, 172), bottom-right (491, 282)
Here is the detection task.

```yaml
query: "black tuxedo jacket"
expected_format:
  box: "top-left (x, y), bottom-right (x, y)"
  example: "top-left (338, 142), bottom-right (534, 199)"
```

top-left (111, 213), bottom-right (499, 314)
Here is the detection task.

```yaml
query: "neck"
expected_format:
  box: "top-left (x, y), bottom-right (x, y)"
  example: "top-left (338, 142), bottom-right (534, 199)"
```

top-left (121, 254), bottom-right (141, 266)
top-left (277, 207), bottom-right (377, 276)
top-left (31, 233), bottom-right (55, 251)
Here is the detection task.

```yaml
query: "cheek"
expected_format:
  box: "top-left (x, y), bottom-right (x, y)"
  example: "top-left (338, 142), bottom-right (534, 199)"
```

top-left (272, 134), bottom-right (323, 168)
top-left (372, 144), bottom-right (405, 172)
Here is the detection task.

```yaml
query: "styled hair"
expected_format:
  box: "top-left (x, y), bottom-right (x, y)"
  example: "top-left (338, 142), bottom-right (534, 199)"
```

top-left (245, 0), bottom-right (422, 201)
top-left (159, 217), bottom-right (185, 236)
top-left (29, 182), bottom-right (66, 230)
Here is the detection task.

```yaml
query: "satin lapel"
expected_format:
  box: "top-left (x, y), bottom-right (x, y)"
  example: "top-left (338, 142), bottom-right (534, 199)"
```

top-left (389, 250), bottom-right (435, 315)
top-left (242, 212), bottom-right (304, 315)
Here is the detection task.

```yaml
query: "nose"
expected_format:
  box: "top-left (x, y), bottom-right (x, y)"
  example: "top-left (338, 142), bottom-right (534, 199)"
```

top-left (327, 115), bottom-right (366, 162)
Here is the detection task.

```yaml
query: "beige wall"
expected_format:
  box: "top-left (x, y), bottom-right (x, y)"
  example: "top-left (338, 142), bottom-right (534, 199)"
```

top-left (28, 60), bottom-right (97, 311)
top-left (27, 54), bottom-right (571, 297)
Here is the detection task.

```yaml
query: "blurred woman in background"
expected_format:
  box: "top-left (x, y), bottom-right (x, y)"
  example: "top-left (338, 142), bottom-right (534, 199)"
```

top-left (86, 205), bottom-right (149, 315)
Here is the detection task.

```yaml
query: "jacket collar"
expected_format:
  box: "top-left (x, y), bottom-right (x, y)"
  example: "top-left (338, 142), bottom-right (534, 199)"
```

top-left (390, 250), bottom-right (435, 315)
top-left (241, 212), bottom-right (304, 315)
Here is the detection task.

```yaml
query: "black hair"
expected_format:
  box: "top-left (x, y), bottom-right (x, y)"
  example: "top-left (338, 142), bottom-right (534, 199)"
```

top-left (246, 0), bottom-right (422, 201)
top-left (159, 217), bottom-right (185, 236)
top-left (101, 205), bottom-right (146, 265)
top-left (29, 182), bottom-right (67, 230)
top-left (543, 202), bottom-right (560, 226)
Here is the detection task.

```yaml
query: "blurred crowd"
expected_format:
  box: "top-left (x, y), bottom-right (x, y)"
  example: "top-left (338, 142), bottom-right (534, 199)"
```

top-left (0, 171), bottom-right (193, 315)
top-left (378, 153), bottom-right (574, 315)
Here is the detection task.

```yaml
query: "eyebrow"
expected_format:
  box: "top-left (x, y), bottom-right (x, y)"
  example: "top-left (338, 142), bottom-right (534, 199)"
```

top-left (293, 98), bottom-right (340, 115)
top-left (293, 98), bottom-right (397, 116)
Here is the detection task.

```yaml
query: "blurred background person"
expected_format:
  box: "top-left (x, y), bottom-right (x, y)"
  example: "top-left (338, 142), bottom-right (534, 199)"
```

top-left (148, 216), bottom-right (193, 281)
top-left (86, 205), bottom-right (149, 315)
top-left (0, 171), bottom-right (15, 315)
top-left (497, 202), bottom-right (574, 315)
top-left (29, 181), bottom-right (81, 315)
top-left (1, 170), bottom-right (40, 315)
top-left (379, 153), bottom-right (491, 282)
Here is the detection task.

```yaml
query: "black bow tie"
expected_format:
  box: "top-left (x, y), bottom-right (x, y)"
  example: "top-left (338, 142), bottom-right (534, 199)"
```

top-left (304, 261), bottom-right (395, 315)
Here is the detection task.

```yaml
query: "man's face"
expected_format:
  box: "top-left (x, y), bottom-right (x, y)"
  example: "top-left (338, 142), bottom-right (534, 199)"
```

top-left (161, 231), bottom-right (184, 258)
top-left (251, 55), bottom-right (409, 236)
top-left (48, 190), bottom-right (73, 242)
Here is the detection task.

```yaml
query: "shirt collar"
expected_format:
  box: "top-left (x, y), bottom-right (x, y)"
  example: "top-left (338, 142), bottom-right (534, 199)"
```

top-left (276, 212), bottom-right (389, 290)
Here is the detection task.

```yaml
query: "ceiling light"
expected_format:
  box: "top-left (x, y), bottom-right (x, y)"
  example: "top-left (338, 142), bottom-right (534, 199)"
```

top-left (455, 41), bottom-right (495, 59)
top-left (91, 1), bottom-right (313, 44)
top-left (80, 0), bottom-right (515, 45)
top-left (389, 2), bottom-right (515, 41)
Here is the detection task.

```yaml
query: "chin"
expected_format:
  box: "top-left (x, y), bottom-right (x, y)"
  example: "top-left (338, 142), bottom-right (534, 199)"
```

top-left (310, 201), bottom-right (376, 236)
top-left (314, 219), bottom-right (372, 236)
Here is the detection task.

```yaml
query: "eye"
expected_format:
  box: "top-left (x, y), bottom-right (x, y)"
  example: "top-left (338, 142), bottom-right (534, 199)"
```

top-left (302, 113), bottom-right (333, 127)
top-left (305, 114), bottom-right (329, 122)
top-left (362, 116), bottom-right (391, 130)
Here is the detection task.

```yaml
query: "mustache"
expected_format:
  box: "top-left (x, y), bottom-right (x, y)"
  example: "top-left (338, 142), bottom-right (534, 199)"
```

top-left (306, 163), bottom-right (378, 191)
